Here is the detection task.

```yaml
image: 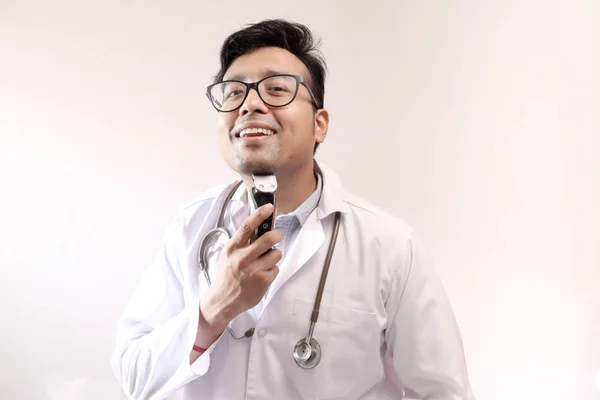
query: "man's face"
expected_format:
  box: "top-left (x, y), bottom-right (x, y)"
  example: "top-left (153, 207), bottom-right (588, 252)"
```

top-left (215, 46), bottom-right (328, 175)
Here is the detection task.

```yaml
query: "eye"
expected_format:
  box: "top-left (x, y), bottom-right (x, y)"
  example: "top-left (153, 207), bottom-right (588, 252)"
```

top-left (225, 89), bottom-right (244, 98)
top-left (266, 84), bottom-right (291, 95)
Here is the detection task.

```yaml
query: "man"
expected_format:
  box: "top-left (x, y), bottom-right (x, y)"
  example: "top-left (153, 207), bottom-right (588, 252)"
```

top-left (111, 19), bottom-right (475, 400)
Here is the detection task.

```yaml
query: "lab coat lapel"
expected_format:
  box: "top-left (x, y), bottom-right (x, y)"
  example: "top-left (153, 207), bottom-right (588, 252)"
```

top-left (261, 210), bottom-right (325, 310)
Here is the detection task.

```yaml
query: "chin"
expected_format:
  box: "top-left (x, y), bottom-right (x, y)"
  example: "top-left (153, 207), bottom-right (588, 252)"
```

top-left (231, 158), bottom-right (279, 175)
top-left (230, 149), bottom-right (281, 175)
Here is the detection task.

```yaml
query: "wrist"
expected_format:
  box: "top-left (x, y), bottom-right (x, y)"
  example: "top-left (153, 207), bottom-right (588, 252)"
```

top-left (201, 286), bottom-right (238, 327)
top-left (196, 290), bottom-right (235, 345)
top-left (194, 308), bottom-right (225, 350)
top-left (192, 344), bottom-right (207, 354)
top-left (198, 305), bottom-right (228, 337)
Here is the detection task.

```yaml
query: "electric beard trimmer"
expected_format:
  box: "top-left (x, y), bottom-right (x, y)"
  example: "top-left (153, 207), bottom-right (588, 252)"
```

top-left (250, 172), bottom-right (277, 244)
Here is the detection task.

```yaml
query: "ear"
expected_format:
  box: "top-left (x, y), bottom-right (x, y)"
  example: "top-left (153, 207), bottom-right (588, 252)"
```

top-left (314, 108), bottom-right (329, 145)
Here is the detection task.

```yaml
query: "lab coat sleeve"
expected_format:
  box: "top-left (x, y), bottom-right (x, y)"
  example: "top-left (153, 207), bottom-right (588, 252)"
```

top-left (111, 212), bottom-right (218, 400)
top-left (384, 231), bottom-right (476, 400)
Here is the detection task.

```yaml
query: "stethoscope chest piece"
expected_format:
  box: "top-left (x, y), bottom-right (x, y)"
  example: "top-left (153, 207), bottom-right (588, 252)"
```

top-left (293, 337), bottom-right (322, 369)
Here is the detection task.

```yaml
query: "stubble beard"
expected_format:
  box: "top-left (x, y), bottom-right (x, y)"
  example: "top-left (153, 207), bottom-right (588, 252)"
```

top-left (230, 141), bottom-right (282, 175)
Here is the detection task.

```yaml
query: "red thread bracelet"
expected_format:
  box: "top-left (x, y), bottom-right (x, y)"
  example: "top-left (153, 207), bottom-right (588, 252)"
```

top-left (193, 345), bottom-right (207, 354)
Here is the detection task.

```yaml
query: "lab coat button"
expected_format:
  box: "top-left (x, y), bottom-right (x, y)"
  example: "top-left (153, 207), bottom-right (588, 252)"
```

top-left (257, 328), bottom-right (266, 338)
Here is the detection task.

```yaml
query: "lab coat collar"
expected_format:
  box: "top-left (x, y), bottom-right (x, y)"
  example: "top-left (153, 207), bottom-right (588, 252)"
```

top-left (313, 160), bottom-right (350, 219)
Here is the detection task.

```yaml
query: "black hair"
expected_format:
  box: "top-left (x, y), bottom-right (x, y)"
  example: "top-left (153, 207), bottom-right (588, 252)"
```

top-left (214, 19), bottom-right (327, 108)
top-left (214, 20), bottom-right (327, 153)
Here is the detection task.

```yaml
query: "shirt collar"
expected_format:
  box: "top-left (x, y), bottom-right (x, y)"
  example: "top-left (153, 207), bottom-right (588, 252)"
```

top-left (246, 171), bottom-right (323, 227)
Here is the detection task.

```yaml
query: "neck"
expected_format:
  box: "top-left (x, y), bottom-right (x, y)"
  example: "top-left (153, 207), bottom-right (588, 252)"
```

top-left (242, 161), bottom-right (317, 215)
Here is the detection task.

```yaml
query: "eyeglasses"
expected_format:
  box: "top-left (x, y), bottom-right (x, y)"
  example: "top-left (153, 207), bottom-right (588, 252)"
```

top-left (206, 74), bottom-right (320, 112)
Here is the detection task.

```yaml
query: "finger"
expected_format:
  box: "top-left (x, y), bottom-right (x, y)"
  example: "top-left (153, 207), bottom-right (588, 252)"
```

top-left (229, 203), bottom-right (275, 248)
top-left (246, 229), bottom-right (283, 259)
top-left (259, 247), bottom-right (283, 266)
top-left (246, 247), bottom-right (282, 276)
top-left (258, 264), bottom-right (280, 284)
top-left (252, 258), bottom-right (280, 282)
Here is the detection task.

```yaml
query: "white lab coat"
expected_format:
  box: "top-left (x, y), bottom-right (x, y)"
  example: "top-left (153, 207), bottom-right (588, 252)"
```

top-left (111, 162), bottom-right (475, 400)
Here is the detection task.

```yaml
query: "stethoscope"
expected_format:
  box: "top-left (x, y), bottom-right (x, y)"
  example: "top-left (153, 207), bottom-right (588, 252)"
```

top-left (197, 180), bottom-right (342, 369)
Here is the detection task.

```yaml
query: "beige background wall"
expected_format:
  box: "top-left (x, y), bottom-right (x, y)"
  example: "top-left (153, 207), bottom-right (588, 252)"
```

top-left (1, 1), bottom-right (598, 399)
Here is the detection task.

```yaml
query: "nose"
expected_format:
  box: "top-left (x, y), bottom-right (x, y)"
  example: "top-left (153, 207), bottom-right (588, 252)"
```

top-left (239, 88), bottom-right (269, 116)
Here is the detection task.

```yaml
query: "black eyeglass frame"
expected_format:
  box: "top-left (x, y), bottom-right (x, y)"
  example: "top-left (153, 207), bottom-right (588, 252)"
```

top-left (206, 74), bottom-right (321, 112)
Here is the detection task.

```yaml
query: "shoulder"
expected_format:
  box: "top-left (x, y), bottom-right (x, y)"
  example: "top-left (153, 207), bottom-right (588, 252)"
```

top-left (317, 162), bottom-right (415, 247)
top-left (179, 182), bottom-right (233, 212)
top-left (339, 191), bottom-right (432, 290)
top-left (338, 190), bottom-right (424, 273)
top-left (341, 191), bottom-right (415, 244)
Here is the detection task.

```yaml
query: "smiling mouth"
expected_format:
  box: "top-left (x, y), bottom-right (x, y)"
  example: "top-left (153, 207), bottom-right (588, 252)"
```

top-left (236, 127), bottom-right (276, 138)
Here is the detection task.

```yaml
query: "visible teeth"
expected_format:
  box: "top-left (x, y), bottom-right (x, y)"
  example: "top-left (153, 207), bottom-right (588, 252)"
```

top-left (240, 128), bottom-right (275, 137)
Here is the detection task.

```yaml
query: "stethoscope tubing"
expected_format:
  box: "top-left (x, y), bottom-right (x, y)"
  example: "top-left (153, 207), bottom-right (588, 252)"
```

top-left (197, 180), bottom-right (341, 368)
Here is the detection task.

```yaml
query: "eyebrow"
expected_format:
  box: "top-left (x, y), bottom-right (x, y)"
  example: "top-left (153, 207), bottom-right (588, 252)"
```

top-left (225, 69), bottom-right (286, 82)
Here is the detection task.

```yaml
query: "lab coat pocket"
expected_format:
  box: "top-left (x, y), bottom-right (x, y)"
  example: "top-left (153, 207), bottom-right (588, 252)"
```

top-left (284, 297), bottom-right (380, 399)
